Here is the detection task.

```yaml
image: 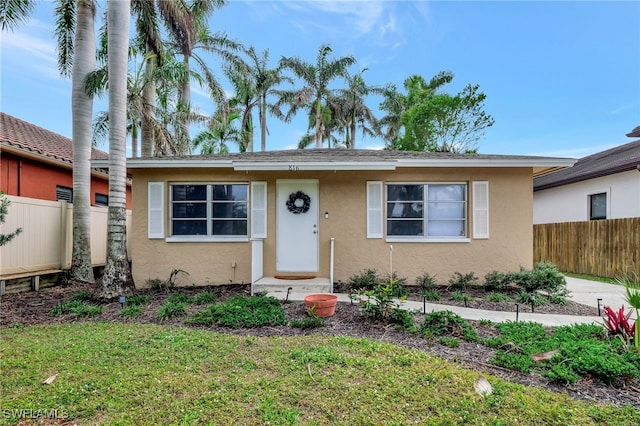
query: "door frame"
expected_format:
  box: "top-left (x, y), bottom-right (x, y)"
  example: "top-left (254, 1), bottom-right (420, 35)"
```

top-left (275, 179), bottom-right (319, 272)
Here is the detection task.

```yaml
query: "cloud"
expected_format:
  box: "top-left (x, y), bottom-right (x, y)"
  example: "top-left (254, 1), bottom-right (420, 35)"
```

top-left (530, 143), bottom-right (620, 158)
top-left (608, 103), bottom-right (636, 115)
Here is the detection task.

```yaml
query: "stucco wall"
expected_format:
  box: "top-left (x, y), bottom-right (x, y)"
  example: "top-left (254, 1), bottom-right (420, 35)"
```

top-left (533, 170), bottom-right (640, 224)
top-left (130, 167), bottom-right (534, 288)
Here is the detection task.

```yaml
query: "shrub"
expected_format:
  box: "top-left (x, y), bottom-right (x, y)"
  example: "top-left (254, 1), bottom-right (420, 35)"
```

top-left (158, 301), bottom-right (187, 319)
top-left (167, 293), bottom-right (191, 304)
top-left (382, 272), bottom-right (409, 298)
top-left (485, 292), bottom-right (511, 303)
top-left (354, 283), bottom-right (414, 330)
top-left (492, 352), bottom-right (533, 373)
top-left (448, 272), bottom-right (479, 291)
top-left (451, 291), bottom-right (473, 304)
top-left (483, 271), bottom-right (512, 292)
top-left (415, 272), bottom-right (438, 291)
top-left (126, 295), bottom-right (150, 307)
top-left (191, 291), bottom-right (217, 305)
top-left (420, 310), bottom-right (478, 342)
top-left (347, 269), bottom-right (381, 292)
top-left (512, 262), bottom-right (568, 297)
top-left (439, 337), bottom-right (460, 348)
top-left (515, 291), bottom-right (547, 307)
top-left (187, 295), bottom-right (286, 328)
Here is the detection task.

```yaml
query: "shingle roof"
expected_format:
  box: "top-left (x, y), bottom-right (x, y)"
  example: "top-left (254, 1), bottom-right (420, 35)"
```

top-left (534, 139), bottom-right (640, 191)
top-left (0, 112), bottom-right (108, 164)
top-left (627, 125), bottom-right (640, 138)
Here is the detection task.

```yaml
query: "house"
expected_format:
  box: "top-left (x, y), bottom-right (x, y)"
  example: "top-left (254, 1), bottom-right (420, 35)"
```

top-left (533, 139), bottom-right (640, 224)
top-left (0, 112), bottom-right (131, 208)
top-left (104, 149), bottom-right (573, 289)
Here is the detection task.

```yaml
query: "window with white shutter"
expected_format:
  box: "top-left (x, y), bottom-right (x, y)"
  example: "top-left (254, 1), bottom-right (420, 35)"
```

top-left (148, 182), bottom-right (165, 239)
top-left (472, 181), bottom-right (489, 239)
top-left (251, 181), bottom-right (267, 239)
top-left (367, 181), bottom-right (383, 239)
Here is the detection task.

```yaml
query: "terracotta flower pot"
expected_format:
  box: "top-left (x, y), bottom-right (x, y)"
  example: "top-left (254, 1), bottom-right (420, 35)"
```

top-left (304, 294), bottom-right (338, 318)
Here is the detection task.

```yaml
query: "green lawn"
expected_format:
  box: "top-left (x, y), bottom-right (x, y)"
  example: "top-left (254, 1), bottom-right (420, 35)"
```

top-left (1, 323), bottom-right (638, 425)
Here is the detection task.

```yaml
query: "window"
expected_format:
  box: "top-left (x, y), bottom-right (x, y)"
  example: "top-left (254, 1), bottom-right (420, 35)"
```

top-left (56, 186), bottom-right (73, 203)
top-left (170, 184), bottom-right (248, 237)
top-left (589, 192), bottom-right (607, 220)
top-left (386, 183), bottom-right (467, 238)
top-left (95, 193), bottom-right (108, 206)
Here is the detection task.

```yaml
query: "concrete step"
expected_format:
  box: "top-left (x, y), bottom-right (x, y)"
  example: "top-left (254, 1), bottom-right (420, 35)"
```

top-left (253, 276), bottom-right (331, 295)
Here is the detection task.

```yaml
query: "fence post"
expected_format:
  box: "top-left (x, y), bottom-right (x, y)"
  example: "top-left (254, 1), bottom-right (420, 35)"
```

top-left (59, 201), bottom-right (69, 269)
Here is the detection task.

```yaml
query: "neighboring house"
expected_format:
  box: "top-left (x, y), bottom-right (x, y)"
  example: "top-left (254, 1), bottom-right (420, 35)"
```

top-left (0, 112), bottom-right (131, 208)
top-left (533, 139), bottom-right (640, 224)
top-left (96, 149), bottom-right (573, 288)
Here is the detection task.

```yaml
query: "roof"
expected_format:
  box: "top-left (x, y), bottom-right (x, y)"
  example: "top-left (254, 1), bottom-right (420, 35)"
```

top-left (91, 148), bottom-right (575, 175)
top-left (0, 112), bottom-right (108, 165)
top-left (534, 139), bottom-right (640, 191)
top-left (627, 125), bottom-right (640, 138)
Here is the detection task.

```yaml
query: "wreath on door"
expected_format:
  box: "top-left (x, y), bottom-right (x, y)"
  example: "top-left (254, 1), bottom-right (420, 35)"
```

top-left (286, 191), bottom-right (311, 214)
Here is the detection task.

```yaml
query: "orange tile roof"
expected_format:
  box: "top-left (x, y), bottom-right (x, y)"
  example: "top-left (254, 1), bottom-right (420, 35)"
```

top-left (0, 112), bottom-right (108, 164)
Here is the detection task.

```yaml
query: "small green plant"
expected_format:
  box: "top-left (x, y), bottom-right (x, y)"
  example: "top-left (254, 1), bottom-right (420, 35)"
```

top-left (290, 309), bottom-right (325, 330)
top-left (148, 269), bottom-right (190, 291)
top-left (420, 289), bottom-right (441, 302)
top-left (448, 272), bottom-right (478, 291)
top-left (70, 291), bottom-right (94, 302)
top-left (515, 291), bottom-right (547, 307)
top-left (420, 310), bottom-right (478, 342)
top-left (52, 300), bottom-right (103, 318)
top-left (415, 272), bottom-right (438, 291)
top-left (617, 273), bottom-right (640, 350)
top-left (346, 268), bottom-right (381, 292)
top-left (382, 272), bottom-right (409, 297)
top-left (439, 337), bottom-right (460, 348)
top-left (478, 319), bottom-right (493, 326)
top-left (451, 290), bottom-right (473, 304)
top-left (158, 301), bottom-right (187, 319)
top-left (120, 305), bottom-right (142, 318)
top-left (126, 295), bottom-right (150, 307)
top-left (354, 283), bottom-right (413, 329)
top-left (167, 293), bottom-right (191, 304)
top-left (512, 262), bottom-right (569, 297)
top-left (485, 292), bottom-right (511, 303)
top-left (191, 291), bottom-right (217, 305)
top-left (187, 295), bottom-right (286, 328)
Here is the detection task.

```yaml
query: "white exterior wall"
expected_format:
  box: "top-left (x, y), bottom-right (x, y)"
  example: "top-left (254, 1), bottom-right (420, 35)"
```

top-left (533, 170), bottom-right (640, 224)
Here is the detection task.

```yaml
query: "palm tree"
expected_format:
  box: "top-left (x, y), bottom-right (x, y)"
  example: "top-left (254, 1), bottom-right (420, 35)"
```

top-left (0, 0), bottom-right (35, 31)
top-left (193, 110), bottom-right (243, 154)
top-left (333, 69), bottom-right (381, 149)
top-left (101, 0), bottom-right (131, 298)
top-left (225, 65), bottom-right (256, 152)
top-left (276, 44), bottom-right (356, 148)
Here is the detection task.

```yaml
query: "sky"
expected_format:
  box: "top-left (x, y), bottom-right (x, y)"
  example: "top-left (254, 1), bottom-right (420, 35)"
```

top-left (1, 0), bottom-right (639, 159)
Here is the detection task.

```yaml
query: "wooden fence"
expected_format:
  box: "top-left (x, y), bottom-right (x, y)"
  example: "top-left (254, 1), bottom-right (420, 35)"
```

top-left (533, 218), bottom-right (640, 279)
top-left (0, 195), bottom-right (132, 277)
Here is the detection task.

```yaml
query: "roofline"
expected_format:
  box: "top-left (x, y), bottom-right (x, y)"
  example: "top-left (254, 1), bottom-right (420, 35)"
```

top-left (2, 142), bottom-right (110, 180)
top-left (93, 157), bottom-right (576, 172)
top-left (534, 163), bottom-right (640, 191)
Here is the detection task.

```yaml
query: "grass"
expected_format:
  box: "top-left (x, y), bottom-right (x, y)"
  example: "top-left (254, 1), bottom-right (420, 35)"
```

top-left (1, 323), bottom-right (638, 425)
top-left (562, 272), bottom-right (618, 285)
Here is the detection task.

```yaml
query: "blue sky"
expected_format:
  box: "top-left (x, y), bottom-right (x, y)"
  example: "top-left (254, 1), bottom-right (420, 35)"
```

top-left (1, 1), bottom-right (638, 158)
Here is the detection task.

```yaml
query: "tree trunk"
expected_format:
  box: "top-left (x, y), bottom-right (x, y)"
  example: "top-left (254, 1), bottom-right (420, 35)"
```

top-left (70, 0), bottom-right (96, 285)
top-left (315, 100), bottom-right (322, 148)
top-left (101, 0), bottom-right (132, 299)
top-left (350, 119), bottom-right (357, 149)
top-left (260, 96), bottom-right (267, 152)
top-left (179, 55), bottom-right (191, 134)
top-left (141, 47), bottom-right (155, 157)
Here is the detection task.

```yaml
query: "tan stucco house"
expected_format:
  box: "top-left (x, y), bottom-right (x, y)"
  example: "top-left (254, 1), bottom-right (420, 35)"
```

top-left (106, 149), bottom-right (574, 290)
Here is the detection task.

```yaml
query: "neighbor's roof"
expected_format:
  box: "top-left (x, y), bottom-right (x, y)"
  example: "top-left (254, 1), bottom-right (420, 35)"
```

top-left (92, 148), bottom-right (576, 175)
top-left (534, 139), bottom-right (640, 191)
top-left (0, 112), bottom-right (108, 166)
top-left (627, 125), bottom-right (640, 138)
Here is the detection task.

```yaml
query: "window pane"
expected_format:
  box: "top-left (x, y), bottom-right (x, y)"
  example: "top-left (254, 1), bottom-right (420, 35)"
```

top-left (213, 220), bottom-right (247, 236)
top-left (427, 220), bottom-right (465, 237)
top-left (173, 203), bottom-right (207, 218)
top-left (95, 193), bottom-right (108, 206)
top-left (590, 193), bottom-right (606, 220)
top-left (172, 220), bottom-right (207, 235)
top-left (387, 202), bottom-right (423, 218)
top-left (213, 185), bottom-right (248, 201)
top-left (387, 220), bottom-right (423, 236)
top-left (172, 185), bottom-right (207, 201)
top-left (213, 202), bottom-right (247, 219)
top-left (428, 184), bottom-right (465, 201)
top-left (427, 202), bottom-right (465, 219)
top-left (387, 185), bottom-right (423, 201)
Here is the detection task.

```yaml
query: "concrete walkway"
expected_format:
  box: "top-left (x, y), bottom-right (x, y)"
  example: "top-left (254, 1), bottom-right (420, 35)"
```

top-left (269, 276), bottom-right (634, 327)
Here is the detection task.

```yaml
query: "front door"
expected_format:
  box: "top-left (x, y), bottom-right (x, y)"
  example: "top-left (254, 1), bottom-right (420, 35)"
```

top-left (276, 180), bottom-right (319, 272)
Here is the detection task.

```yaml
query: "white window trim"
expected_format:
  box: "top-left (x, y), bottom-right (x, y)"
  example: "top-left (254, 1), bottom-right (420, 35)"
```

top-left (385, 182), bottom-right (468, 241)
top-left (168, 182), bottom-right (250, 241)
top-left (587, 188), bottom-right (610, 221)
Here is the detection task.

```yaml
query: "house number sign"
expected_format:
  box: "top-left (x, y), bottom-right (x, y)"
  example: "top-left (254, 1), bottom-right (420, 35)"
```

top-left (288, 165), bottom-right (300, 171)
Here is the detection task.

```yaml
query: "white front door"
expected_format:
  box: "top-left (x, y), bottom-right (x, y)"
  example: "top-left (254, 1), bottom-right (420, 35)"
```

top-left (276, 180), bottom-right (319, 272)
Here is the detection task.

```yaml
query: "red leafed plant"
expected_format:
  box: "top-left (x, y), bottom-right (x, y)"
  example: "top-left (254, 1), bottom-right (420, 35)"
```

top-left (603, 306), bottom-right (636, 339)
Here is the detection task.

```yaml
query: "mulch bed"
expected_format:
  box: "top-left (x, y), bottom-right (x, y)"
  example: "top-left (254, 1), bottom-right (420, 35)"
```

top-left (1, 283), bottom-right (638, 408)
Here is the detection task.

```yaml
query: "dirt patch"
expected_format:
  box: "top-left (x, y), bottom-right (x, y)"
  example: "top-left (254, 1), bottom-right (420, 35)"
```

top-left (1, 283), bottom-right (638, 408)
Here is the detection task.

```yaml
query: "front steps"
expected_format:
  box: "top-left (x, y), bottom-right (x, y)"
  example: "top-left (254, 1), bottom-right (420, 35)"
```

top-left (252, 276), bottom-right (332, 295)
